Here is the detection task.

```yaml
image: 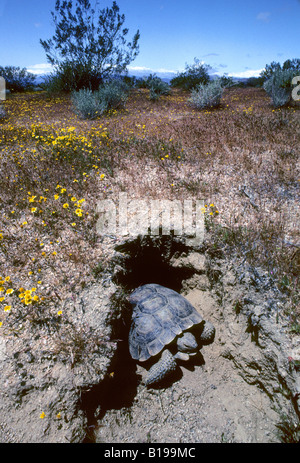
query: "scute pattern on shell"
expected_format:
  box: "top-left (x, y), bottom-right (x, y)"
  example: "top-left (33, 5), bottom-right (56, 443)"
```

top-left (128, 284), bottom-right (203, 362)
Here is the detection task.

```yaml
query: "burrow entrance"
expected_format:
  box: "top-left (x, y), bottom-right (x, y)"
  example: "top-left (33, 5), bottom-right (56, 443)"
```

top-left (81, 235), bottom-right (207, 441)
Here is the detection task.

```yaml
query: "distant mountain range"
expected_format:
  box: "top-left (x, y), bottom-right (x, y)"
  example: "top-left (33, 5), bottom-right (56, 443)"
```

top-left (33, 69), bottom-right (249, 85)
top-left (32, 70), bottom-right (177, 84)
top-left (126, 69), bottom-right (249, 83)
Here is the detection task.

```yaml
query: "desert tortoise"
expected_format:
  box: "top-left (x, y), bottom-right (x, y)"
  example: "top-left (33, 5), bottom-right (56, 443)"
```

top-left (128, 283), bottom-right (215, 386)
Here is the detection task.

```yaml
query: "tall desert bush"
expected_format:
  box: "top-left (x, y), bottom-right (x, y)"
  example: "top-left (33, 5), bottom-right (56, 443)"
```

top-left (0, 66), bottom-right (35, 92)
top-left (171, 58), bottom-right (211, 91)
top-left (40, 0), bottom-right (140, 92)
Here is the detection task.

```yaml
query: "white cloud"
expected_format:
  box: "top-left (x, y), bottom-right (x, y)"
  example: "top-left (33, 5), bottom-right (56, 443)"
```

top-left (156, 68), bottom-right (179, 74)
top-left (26, 63), bottom-right (54, 75)
top-left (256, 12), bottom-right (271, 22)
top-left (228, 69), bottom-right (265, 78)
top-left (128, 65), bottom-right (181, 75)
top-left (203, 53), bottom-right (220, 58)
top-left (128, 66), bottom-right (152, 72)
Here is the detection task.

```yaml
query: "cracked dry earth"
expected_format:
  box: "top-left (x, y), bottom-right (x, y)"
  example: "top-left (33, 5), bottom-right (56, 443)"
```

top-left (91, 246), bottom-right (300, 444)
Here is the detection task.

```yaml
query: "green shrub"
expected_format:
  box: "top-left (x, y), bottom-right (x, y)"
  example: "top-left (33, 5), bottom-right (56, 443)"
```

top-left (270, 86), bottom-right (291, 109)
top-left (189, 79), bottom-right (224, 109)
top-left (246, 76), bottom-right (265, 88)
top-left (72, 79), bottom-right (130, 119)
top-left (71, 88), bottom-right (101, 119)
top-left (170, 59), bottom-right (211, 90)
top-left (260, 58), bottom-right (300, 80)
top-left (121, 75), bottom-right (137, 88)
top-left (97, 79), bottom-right (129, 111)
top-left (0, 66), bottom-right (36, 92)
top-left (146, 75), bottom-right (170, 101)
top-left (135, 77), bottom-right (148, 89)
top-left (218, 75), bottom-right (235, 88)
top-left (263, 69), bottom-right (299, 107)
top-left (44, 73), bottom-right (64, 94)
top-left (44, 61), bottom-right (103, 94)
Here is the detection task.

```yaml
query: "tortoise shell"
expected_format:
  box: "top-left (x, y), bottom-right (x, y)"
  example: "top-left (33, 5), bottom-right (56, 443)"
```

top-left (128, 284), bottom-right (203, 362)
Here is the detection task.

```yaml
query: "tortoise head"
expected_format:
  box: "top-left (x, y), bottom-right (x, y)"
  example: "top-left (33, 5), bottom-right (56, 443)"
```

top-left (176, 331), bottom-right (198, 355)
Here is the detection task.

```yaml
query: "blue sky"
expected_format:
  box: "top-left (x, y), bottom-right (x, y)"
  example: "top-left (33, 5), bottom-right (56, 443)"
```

top-left (0, 0), bottom-right (299, 78)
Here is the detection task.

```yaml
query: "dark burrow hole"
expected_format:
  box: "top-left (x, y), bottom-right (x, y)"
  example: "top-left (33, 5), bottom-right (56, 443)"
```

top-left (81, 235), bottom-right (200, 442)
top-left (112, 234), bottom-right (197, 291)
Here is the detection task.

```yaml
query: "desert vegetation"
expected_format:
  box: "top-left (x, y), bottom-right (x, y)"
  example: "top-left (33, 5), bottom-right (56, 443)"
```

top-left (0, 79), bottom-right (299, 339)
top-left (0, 0), bottom-right (299, 443)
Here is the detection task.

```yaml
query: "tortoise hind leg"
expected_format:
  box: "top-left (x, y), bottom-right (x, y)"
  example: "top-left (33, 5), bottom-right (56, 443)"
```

top-left (144, 349), bottom-right (177, 386)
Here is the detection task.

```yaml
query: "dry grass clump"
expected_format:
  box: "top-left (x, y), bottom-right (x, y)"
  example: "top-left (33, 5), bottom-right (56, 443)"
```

top-left (0, 86), bottom-right (299, 352)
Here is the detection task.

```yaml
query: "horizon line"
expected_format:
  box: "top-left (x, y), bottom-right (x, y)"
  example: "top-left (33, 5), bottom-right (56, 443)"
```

top-left (23, 63), bottom-right (265, 79)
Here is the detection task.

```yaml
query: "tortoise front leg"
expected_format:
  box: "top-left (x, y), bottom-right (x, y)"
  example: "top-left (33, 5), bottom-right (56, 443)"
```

top-left (144, 349), bottom-right (177, 386)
